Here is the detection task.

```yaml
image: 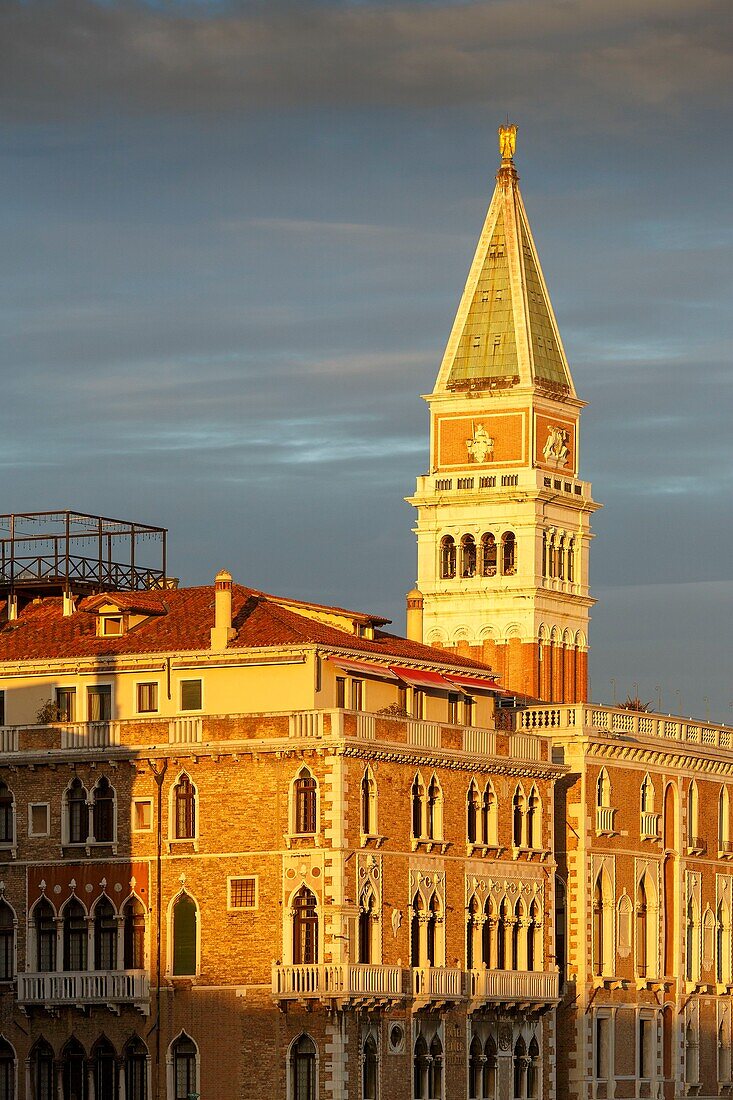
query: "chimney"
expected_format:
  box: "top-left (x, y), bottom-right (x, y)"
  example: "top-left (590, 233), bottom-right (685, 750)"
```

top-left (405, 586), bottom-right (424, 643)
top-left (211, 569), bottom-right (236, 651)
top-left (63, 591), bottom-right (76, 618)
top-left (6, 595), bottom-right (17, 622)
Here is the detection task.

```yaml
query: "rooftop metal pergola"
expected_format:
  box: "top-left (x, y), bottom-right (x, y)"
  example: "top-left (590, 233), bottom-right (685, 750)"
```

top-left (0, 511), bottom-right (168, 597)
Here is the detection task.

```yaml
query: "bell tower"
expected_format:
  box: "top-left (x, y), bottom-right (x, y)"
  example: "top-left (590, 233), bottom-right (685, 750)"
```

top-left (406, 126), bottom-right (600, 702)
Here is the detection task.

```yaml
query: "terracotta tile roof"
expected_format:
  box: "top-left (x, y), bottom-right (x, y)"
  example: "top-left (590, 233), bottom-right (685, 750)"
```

top-left (258, 590), bottom-right (390, 627)
top-left (82, 591), bottom-right (168, 615)
top-left (0, 583), bottom-right (496, 676)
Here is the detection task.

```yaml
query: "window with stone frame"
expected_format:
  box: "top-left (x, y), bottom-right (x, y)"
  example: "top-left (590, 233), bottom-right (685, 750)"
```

top-left (172, 893), bottom-right (197, 976)
top-left (66, 778), bottom-right (89, 845)
top-left (293, 768), bottom-right (317, 835)
top-left (124, 1037), bottom-right (148, 1100)
top-left (292, 886), bottom-right (318, 965)
top-left (92, 777), bottom-right (115, 843)
top-left (34, 899), bottom-right (56, 972)
top-left (173, 774), bottom-right (196, 840)
top-left (0, 784), bottom-right (13, 846)
top-left (0, 1038), bottom-right (14, 1100)
top-left (62, 899), bottom-right (87, 971)
top-left (0, 903), bottom-right (13, 982)
top-left (172, 1034), bottom-right (198, 1100)
top-left (290, 1035), bottom-right (316, 1100)
top-left (124, 897), bottom-right (146, 970)
top-left (31, 1041), bottom-right (54, 1100)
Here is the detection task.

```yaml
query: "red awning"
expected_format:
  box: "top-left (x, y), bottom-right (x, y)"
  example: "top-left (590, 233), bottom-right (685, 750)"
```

top-left (328, 657), bottom-right (398, 681)
top-left (390, 666), bottom-right (455, 691)
top-left (444, 673), bottom-right (500, 693)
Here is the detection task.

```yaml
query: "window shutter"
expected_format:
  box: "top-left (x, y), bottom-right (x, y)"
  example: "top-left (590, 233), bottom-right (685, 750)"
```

top-left (180, 680), bottom-right (202, 711)
top-left (173, 895), bottom-right (197, 975)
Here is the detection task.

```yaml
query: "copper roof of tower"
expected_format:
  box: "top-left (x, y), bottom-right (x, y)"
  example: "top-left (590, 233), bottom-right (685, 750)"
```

top-left (435, 126), bottom-right (575, 397)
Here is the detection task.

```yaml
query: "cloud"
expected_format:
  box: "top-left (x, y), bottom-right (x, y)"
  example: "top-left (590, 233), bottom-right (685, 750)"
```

top-left (1, 0), bottom-right (731, 123)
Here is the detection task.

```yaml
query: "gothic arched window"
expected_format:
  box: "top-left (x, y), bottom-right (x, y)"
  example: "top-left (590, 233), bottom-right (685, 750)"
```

top-left (527, 787), bottom-right (541, 849)
top-left (427, 775), bottom-right (442, 841)
top-left (512, 900), bottom-right (524, 970)
top-left (0, 784), bottom-right (13, 846)
top-left (484, 1036), bottom-right (497, 1099)
top-left (123, 897), bottom-right (146, 970)
top-left (123, 1037), bottom-right (148, 1100)
top-left (0, 1038), bottom-right (14, 1100)
top-left (528, 900), bottom-right (541, 972)
top-left (640, 774), bottom-right (655, 815)
top-left (513, 1037), bottom-right (527, 1100)
top-left (172, 893), bottom-right (197, 976)
top-left (62, 899), bottom-right (87, 972)
top-left (483, 782), bottom-right (498, 846)
top-left (293, 768), bottom-right (317, 835)
top-left (172, 1034), bottom-right (198, 1100)
top-left (34, 899), bottom-right (55, 972)
top-left (556, 878), bottom-right (567, 989)
top-left (468, 1033), bottom-right (483, 1099)
top-left (719, 900), bottom-right (732, 985)
top-left (361, 768), bottom-right (376, 836)
top-left (92, 1038), bottom-right (116, 1100)
top-left (61, 1037), bottom-right (85, 1100)
top-left (358, 889), bottom-right (377, 965)
top-left (290, 1035), bottom-right (316, 1100)
top-left (513, 787), bottom-right (525, 848)
top-left (293, 887), bottom-right (318, 965)
top-left (688, 780), bottom-right (700, 849)
top-left (498, 899), bottom-right (510, 969)
top-left (594, 870), bottom-right (614, 978)
top-left (173, 774), bottom-right (196, 840)
top-left (31, 1041), bottom-right (54, 1100)
top-left (637, 878), bottom-right (648, 978)
top-left (66, 778), bottom-right (89, 845)
top-left (483, 898), bottom-right (496, 969)
top-left (413, 1035), bottom-right (428, 1100)
top-left (92, 777), bottom-right (115, 843)
top-left (412, 775), bottom-right (425, 839)
top-left (414, 1033), bottom-right (443, 1100)
top-left (410, 893), bottom-right (424, 969)
top-left (362, 1033), bottom-right (378, 1100)
top-left (426, 894), bottom-right (440, 967)
top-left (94, 897), bottom-right (117, 971)
top-left (0, 902), bottom-right (14, 981)
top-left (720, 787), bottom-right (731, 852)
top-left (527, 1036), bottom-right (540, 1099)
top-left (466, 895), bottom-right (479, 971)
top-left (467, 782), bottom-right (480, 845)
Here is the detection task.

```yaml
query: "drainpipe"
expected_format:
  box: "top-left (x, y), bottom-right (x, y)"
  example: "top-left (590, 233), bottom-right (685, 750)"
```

top-left (147, 758), bottom-right (168, 1098)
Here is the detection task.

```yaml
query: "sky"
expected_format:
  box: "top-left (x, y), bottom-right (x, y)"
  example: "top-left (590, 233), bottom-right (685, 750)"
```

top-left (0, 0), bottom-right (732, 719)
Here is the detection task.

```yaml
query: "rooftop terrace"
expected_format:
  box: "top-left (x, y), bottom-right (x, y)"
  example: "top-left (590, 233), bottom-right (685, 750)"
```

top-left (0, 510), bottom-right (167, 598)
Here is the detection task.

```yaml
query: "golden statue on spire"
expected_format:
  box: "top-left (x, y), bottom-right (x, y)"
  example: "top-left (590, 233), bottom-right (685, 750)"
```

top-left (498, 123), bottom-right (517, 160)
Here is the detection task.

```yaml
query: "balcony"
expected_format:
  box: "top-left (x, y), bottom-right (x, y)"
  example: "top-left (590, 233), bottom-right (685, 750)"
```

top-left (411, 966), bottom-right (464, 1005)
top-left (519, 703), bottom-right (733, 752)
top-left (640, 811), bottom-right (660, 839)
top-left (18, 970), bottom-right (150, 1011)
top-left (596, 806), bottom-right (616, 835)
top-left (61, 722), bottom-right (121, 750)
top-left (272, 963), bottom-right (403, 1006)
top-left (468, 968), bottom-right (559, 1007)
